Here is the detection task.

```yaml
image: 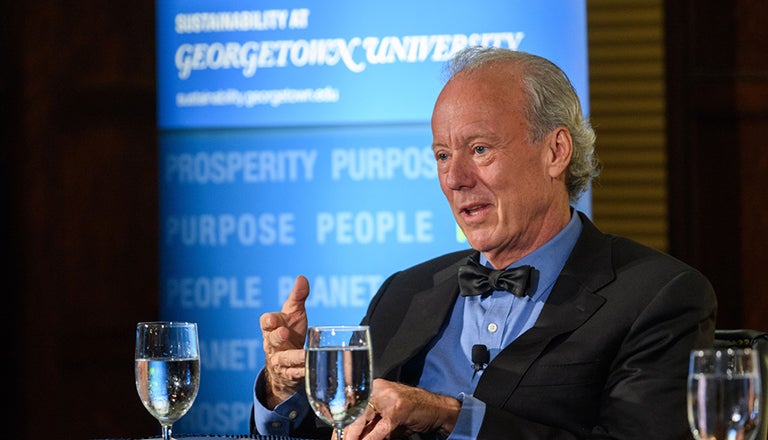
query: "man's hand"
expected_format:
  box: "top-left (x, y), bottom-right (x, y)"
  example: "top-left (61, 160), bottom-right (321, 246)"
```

top-left (260, 275), bottom-right (311, 409)
top-left (341, 378), bottom-right (461, 439)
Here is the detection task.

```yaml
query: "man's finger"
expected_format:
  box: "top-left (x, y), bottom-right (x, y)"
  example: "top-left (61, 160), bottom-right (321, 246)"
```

top-left (265, 325), bottom-right (296, 350)
top-left (259, 311), bottom-right (281, 332)
top-left (280, 275), bottom-right (310, 315)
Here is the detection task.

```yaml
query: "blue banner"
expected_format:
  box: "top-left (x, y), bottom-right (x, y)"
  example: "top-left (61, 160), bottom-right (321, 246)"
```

top-left (157, 1), bottom-right (589, 128)
top-left (157, 0), bottom-right (589, 434)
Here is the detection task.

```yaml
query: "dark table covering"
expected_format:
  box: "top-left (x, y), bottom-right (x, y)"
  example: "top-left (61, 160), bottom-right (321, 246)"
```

top-left (96, 435), bottom-right (313, 440)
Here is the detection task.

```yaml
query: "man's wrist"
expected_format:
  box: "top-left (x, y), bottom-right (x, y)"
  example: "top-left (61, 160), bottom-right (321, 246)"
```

top-left (264, 369), bottom-right (302, 409)
top-left (436, 395), bottom-right (462, 436)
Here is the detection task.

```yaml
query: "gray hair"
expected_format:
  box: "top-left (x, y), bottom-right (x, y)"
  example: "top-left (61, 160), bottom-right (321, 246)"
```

top-left (444, 46), bottom-right (600, 202)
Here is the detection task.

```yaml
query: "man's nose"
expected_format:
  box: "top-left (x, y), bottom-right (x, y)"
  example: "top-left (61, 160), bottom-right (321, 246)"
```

top-left (443, 159), bottom-right (475, 190)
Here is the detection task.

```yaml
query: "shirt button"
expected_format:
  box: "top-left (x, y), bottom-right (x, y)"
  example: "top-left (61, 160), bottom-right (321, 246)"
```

top-left (288, 410), bottom-right (298, 420)
top-left (488, 323), bottom-right (498, 333)
top-left (271, 422), bottom-right (282, 428)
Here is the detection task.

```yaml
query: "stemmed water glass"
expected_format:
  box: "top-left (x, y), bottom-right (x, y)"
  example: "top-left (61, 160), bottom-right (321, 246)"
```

top-left (687, 347), bottom-right (762, 440)
top-left (305, 325), bottom-right (373, 440)
top-left (135, 321), bottom-right (201, 440)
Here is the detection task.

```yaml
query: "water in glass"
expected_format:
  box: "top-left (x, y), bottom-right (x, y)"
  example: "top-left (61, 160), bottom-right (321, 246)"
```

top-left (135, 321), bottom-right (200, 440)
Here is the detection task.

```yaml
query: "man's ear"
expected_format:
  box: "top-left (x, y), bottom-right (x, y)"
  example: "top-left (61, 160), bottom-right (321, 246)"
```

top-left (547, 127), bottom-right (573, 178)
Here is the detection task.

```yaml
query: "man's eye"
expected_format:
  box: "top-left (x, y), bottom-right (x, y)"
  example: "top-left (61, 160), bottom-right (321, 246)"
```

top-left (474, 145), bottom-right (487, 154)
top-left (436, 152), bottom-right (448, 161)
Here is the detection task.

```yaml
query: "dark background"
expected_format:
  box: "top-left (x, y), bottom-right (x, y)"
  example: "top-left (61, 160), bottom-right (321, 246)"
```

top-left (4, 1), bottom-right (767, 439)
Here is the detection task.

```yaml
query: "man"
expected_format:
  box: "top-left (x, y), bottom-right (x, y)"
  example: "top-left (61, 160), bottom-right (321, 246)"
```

top-left (251, 47), bottom-right (717, 439)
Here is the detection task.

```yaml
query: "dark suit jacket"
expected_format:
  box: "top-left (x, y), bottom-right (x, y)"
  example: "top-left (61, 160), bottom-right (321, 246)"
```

top-left (361, 212), bottom-right (716, 439)
top-left (253, 212), bottom-right (717, 439)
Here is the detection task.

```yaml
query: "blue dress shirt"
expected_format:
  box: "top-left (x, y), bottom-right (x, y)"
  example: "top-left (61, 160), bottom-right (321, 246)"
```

top-left (253, 211), bottom-right (583, 438)
top-left (419, 212), bottom-right (582, 439)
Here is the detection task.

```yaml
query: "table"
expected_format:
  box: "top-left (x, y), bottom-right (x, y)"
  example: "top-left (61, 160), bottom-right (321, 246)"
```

top-left (96, 435), bottom-right (313, 440)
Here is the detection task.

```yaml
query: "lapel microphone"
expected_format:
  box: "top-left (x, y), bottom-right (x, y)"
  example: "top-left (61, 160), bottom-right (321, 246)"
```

top-left (471, 344), bottom-right (490, 371)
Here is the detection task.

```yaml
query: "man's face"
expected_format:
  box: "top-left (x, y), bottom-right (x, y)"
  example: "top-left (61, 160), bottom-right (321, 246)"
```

top-left (431, 66), bottom-right (567, 265)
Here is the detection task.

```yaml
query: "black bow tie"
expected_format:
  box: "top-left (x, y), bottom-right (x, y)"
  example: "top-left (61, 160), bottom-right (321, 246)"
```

top-left (458, 254), bottom-right (533, 297)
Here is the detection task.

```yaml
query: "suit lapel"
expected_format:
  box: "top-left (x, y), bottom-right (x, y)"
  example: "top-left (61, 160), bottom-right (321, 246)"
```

top-left (378, 256), bottom-right (466, 378)
top-left (475, 214), bottom-right (615, 406)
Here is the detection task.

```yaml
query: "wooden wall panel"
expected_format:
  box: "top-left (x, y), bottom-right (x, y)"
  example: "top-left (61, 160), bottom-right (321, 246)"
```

top-left (665, 0), bottom-right (768, 330)
top-left (588, 0), bottom-right (669, 251)
top-left (7, 1), bottom-right (160, 438)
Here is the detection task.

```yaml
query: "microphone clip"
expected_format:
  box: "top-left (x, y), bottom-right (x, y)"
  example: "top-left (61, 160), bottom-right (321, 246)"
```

top-left (471, 344), bottom-right (490, 371)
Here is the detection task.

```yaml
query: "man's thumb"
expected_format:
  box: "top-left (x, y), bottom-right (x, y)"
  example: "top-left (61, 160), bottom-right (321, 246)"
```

top-left (282, 275), bottom-right (310, 314)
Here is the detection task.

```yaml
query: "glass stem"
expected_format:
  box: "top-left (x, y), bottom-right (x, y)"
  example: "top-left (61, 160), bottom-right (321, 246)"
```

top-left (335, 427), bottom-right (344, 440)
top-left (161, 423), bottom-right (173, 440)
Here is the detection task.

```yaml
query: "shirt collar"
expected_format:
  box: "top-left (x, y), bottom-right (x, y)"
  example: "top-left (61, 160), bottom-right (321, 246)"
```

top-left (478, 209), bottom-right (583, 300)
